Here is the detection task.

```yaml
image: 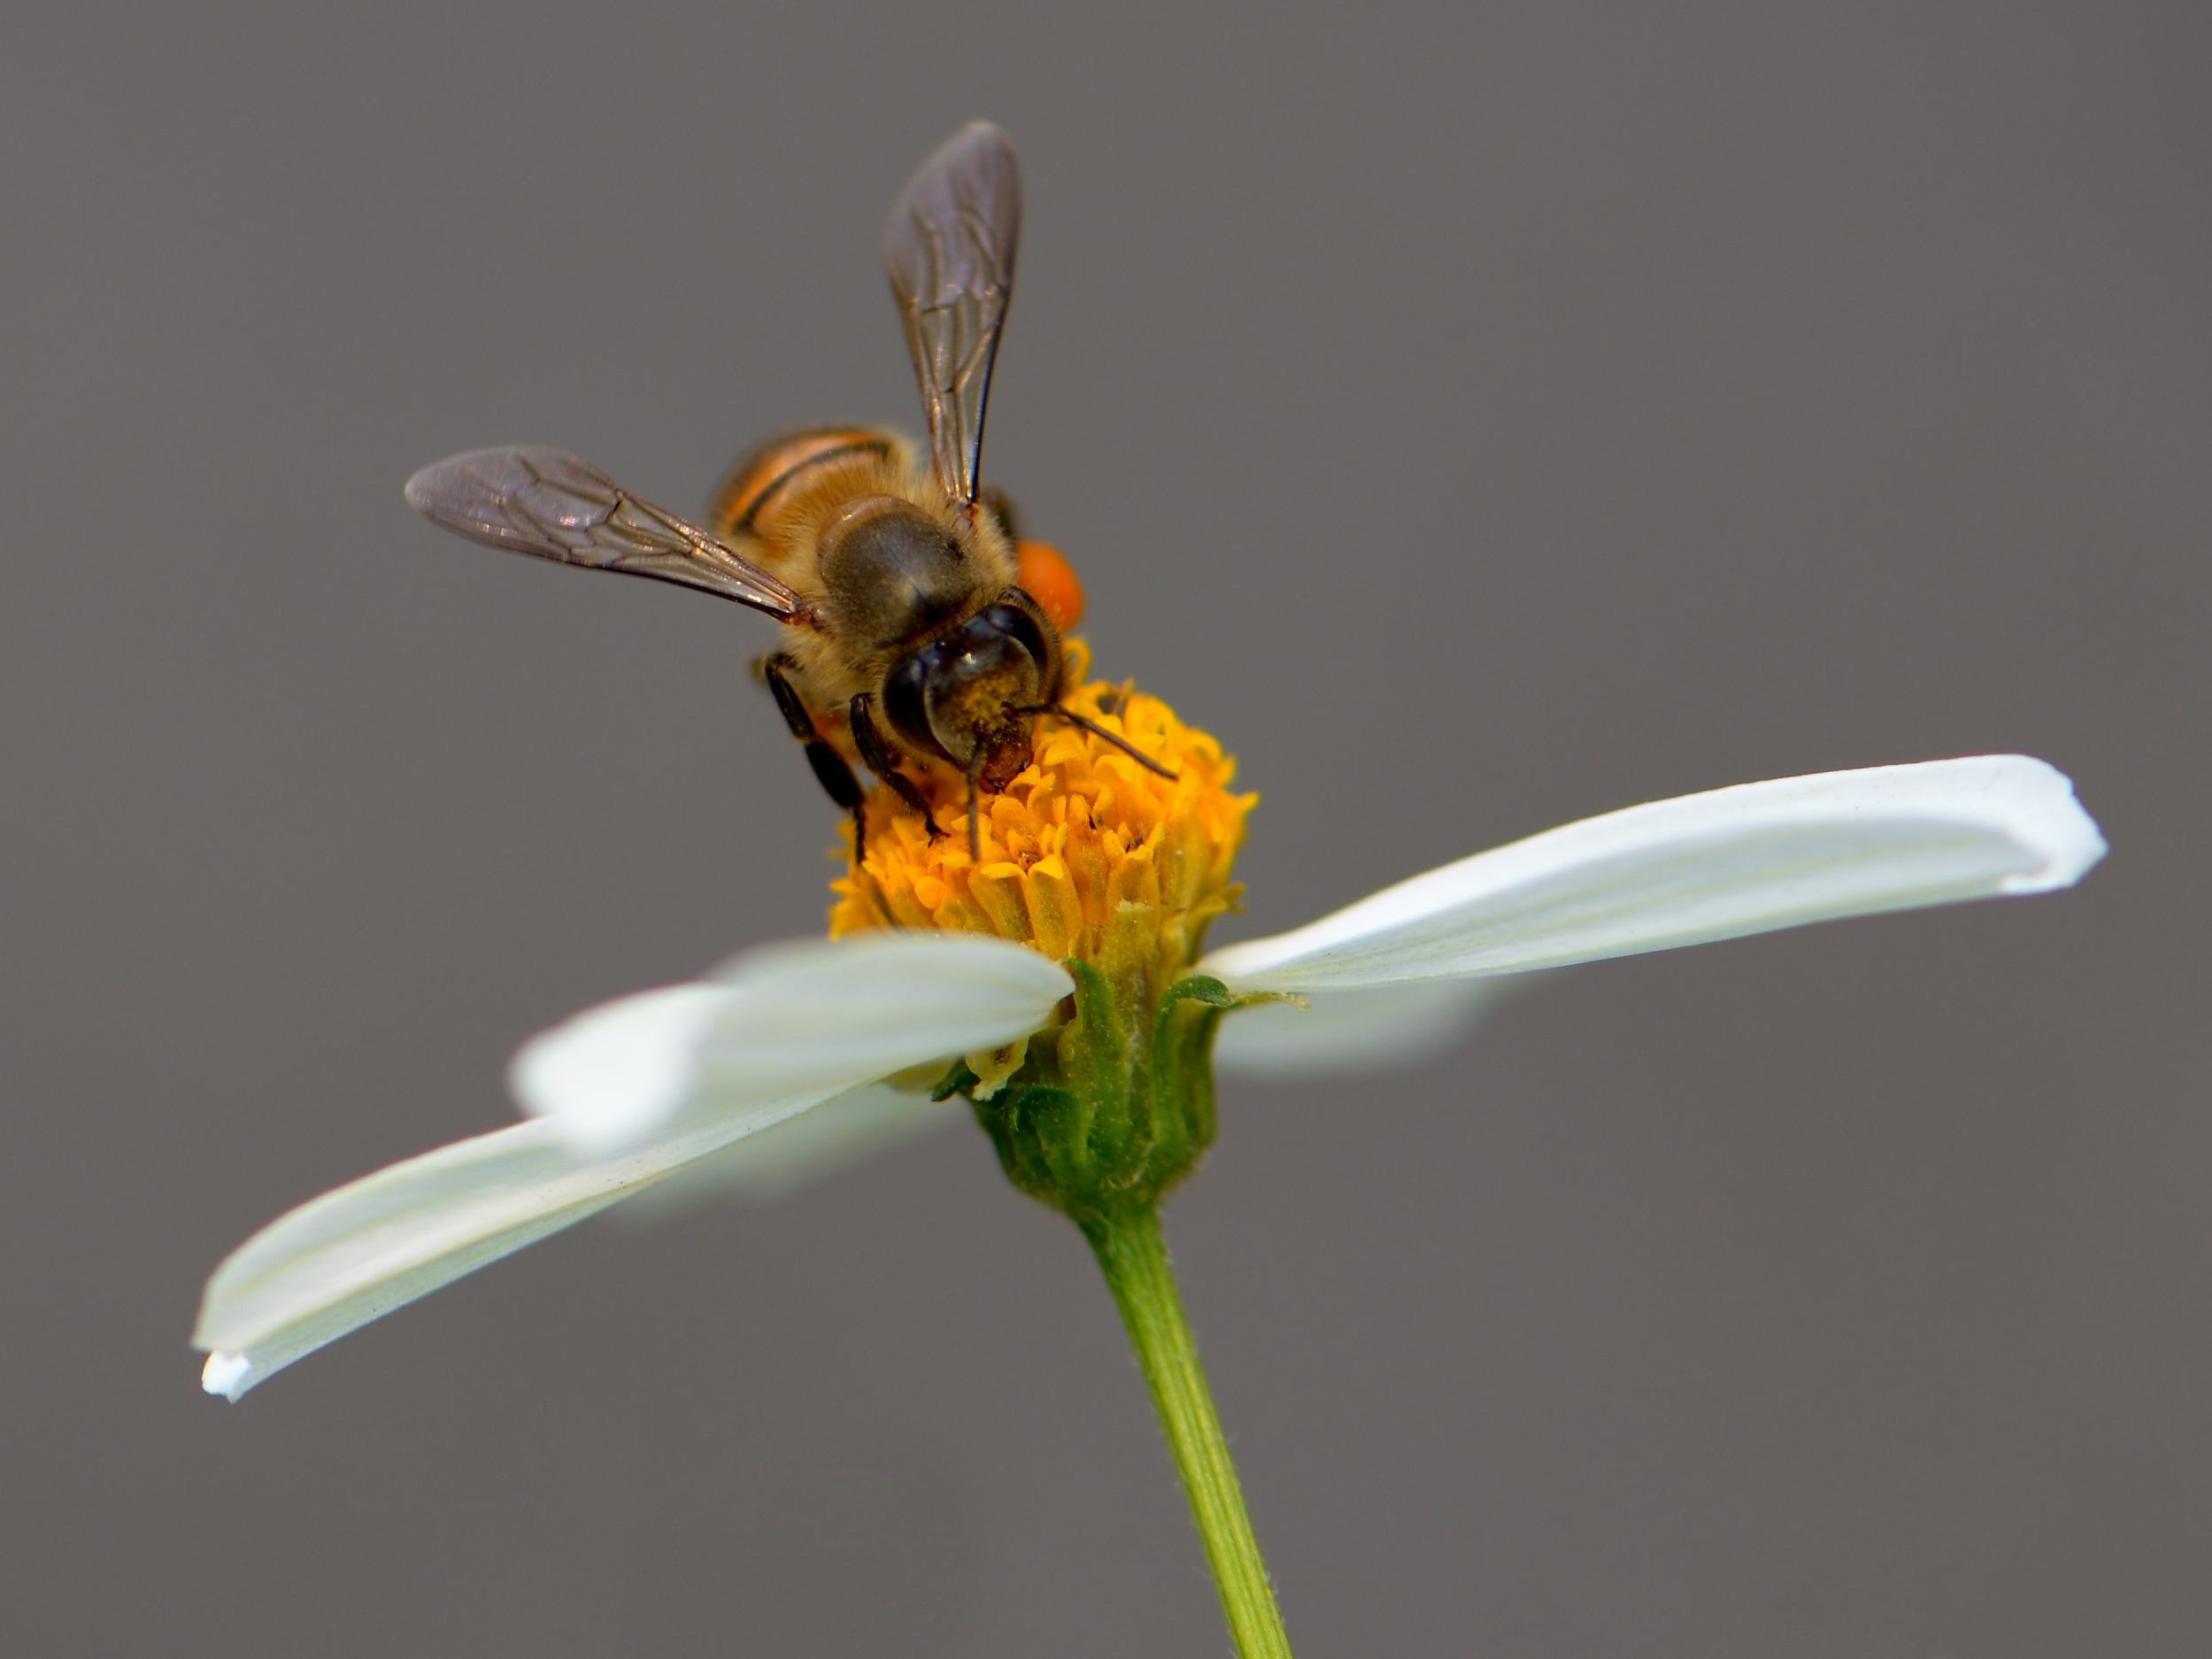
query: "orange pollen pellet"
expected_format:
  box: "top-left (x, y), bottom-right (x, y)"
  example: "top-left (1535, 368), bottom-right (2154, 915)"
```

top-left (1014, 539), bottom-right (1086, 631)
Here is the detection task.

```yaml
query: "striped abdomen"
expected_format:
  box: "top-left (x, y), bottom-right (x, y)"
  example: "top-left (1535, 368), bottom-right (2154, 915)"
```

top-left (705, 427), bottom-right (906, 546)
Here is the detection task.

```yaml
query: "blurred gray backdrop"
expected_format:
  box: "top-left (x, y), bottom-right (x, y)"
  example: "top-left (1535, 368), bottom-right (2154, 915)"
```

top-left (4, 3), bottom-right (2206, 1655)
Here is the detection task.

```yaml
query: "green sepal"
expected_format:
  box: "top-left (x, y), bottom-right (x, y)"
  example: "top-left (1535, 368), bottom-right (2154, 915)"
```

top-left (930, 1060), bottom-right (983, 1102)
top-left (1162, 975), bottom-right (1304, 1015)
top-left (1156, 974), bottom-right (1238, 1011)
top-left (1064, 958), bottom-right (1130, 1156)
top-left (968, 1084), bottom-right (1084, 1209)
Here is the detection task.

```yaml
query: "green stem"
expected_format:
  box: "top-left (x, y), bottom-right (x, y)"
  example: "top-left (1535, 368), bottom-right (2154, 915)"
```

top-left (1085, 1205), bottom-right (1294, 1659)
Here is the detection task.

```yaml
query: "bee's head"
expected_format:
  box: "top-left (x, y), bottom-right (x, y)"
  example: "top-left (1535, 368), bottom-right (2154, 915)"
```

top-left (886, 590), bottom-right (1060, 791)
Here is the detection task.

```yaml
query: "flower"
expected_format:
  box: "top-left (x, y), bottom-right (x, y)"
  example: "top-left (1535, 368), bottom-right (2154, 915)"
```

top-left (194, 652), bottom-right (2102, 1398)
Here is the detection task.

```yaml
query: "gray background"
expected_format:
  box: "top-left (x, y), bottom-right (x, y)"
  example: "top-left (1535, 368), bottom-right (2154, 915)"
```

top-left (4, 3), bottom-right (2206, 1654)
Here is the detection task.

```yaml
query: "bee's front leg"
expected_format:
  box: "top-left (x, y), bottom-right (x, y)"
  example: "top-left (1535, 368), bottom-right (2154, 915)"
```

top-left (759, 653), bottom-right (868, 845)
top-left (849, 692), bottom-right (944, 839)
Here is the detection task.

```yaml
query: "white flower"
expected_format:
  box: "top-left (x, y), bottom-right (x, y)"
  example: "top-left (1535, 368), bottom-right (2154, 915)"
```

top-left (194, 753), bottom-right (2100, 1399)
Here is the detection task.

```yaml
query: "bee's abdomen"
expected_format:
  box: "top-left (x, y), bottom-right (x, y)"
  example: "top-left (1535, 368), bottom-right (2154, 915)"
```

top-left (706, 427), bottom-right (902, 543)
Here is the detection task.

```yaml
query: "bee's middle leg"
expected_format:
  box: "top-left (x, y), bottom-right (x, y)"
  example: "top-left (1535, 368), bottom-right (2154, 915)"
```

top-left (849, 693), bottom-right (943, 838)
top-left (760, 653), bottom-right (867, 843)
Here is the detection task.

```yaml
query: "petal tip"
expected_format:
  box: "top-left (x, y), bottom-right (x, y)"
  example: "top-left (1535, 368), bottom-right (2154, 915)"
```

top-left (202, 1350), bottom-right (255, 1401)
top-left (1977, 755), bottom-right (2107, 894)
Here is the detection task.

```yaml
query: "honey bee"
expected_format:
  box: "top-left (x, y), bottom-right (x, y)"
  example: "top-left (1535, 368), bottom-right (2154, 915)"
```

top-left (404, 121), bottom-right (1164, 855)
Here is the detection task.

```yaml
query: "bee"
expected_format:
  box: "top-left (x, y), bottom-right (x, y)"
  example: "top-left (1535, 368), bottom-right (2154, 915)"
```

top-left (403, 121), bottom-right (1164, 858)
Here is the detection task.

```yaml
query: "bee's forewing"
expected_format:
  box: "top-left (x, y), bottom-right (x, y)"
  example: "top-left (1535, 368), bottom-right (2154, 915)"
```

top-left (405, 446), bottom-right (806, 618)
top-left (882, 121), bottom-right (1021, 508)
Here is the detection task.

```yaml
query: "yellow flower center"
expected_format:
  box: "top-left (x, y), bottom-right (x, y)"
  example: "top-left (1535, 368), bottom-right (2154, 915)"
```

top-left (829, 642), bottom-right (1254, 1090)
top-left (831, 640), bottom-right (1252, 966)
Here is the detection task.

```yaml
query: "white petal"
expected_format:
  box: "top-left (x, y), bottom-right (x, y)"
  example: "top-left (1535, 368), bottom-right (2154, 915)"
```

top-left (513, 934), bottom-right (1072, 1150)
top-left (1210, 979), bottom-right (1512, 1076)
top-left (699, 932), bottom-right (1074, 1079)
top-left (194, 1101), bottom-right (830, 1399)
top-left (200, 936), bottom-right (1070, 1396)
top-left (1198, 756), bottom-right (2104, 993)
top-left (506, 984), bottom-right (728, 1148)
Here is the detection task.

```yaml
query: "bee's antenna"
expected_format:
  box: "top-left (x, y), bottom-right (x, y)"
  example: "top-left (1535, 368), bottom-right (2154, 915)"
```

top-left (1022, 705), bottom-right (1179, 781)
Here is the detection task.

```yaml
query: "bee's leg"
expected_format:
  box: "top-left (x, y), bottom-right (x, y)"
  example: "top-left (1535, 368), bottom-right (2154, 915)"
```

top-left (760, 653), bottom-right (867, 841)
top-left (849, 693), bottom-right (944, 838)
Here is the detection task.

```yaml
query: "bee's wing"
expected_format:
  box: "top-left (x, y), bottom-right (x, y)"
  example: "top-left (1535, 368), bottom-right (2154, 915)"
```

top-left (882, 121), bottom-right (1021, 507)
top-left (405, 446), bottom-right (806, 619)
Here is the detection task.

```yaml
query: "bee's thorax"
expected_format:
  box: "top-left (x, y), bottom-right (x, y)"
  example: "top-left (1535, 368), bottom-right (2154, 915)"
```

top-left (818, 497), bottom-right (977, 649)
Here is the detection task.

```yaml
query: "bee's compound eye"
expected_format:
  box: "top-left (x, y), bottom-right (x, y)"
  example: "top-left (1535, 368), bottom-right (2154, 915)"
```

top-left (980, 599), bottom-right (1049, 672)
top-left (885, 652), bottom-right (940, 757)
